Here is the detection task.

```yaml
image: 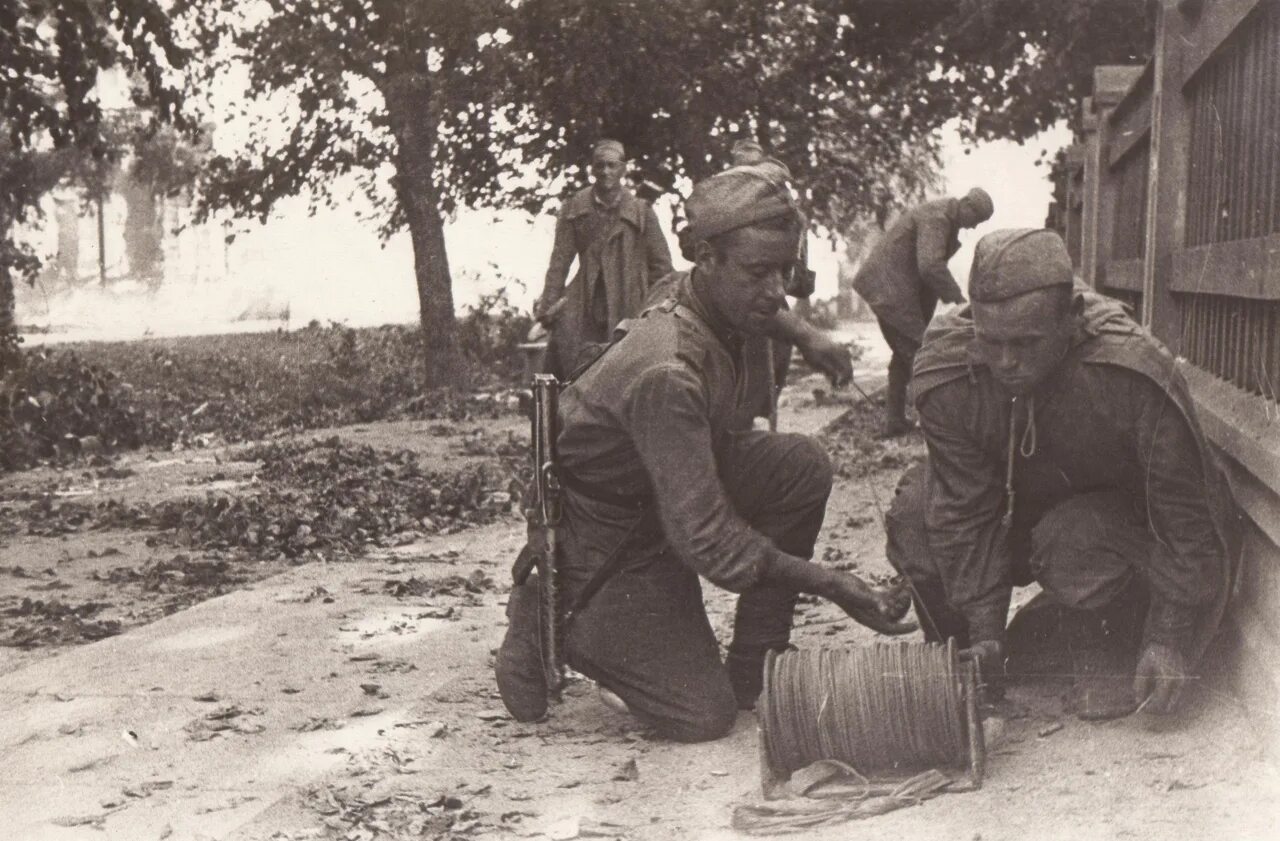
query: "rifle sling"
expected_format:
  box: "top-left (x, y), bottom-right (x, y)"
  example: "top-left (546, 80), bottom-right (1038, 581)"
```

top-left (563, 508), bottom-right (651, 628)
top-left (557, 467), bottom-right (654, 628)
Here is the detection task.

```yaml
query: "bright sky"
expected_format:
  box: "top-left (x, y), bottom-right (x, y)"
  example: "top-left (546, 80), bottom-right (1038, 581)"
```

top-left (19, 65), bottom-right (1073, 340)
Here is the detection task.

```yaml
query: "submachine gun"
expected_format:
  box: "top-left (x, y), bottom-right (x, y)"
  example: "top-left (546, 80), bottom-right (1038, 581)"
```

top-left (512, 373), bottom-right (566, 699)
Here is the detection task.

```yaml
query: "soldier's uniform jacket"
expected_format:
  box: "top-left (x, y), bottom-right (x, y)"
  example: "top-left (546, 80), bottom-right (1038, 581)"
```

top-left (538, 186), bottom-right (673, 377)
top-left (907, 286), bottom-right (1238, 661)
top-left (853, 197), bottom-right (966, 342)
top-left (555, 271), bottom-right (794, 596)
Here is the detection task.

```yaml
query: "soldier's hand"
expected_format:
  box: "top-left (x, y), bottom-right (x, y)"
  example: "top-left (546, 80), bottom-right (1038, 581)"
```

top-left (958, 639), bottom-right (1004, 673)
top-left (535, 297), bottom-right (567, 328)
top-left (1133, 641), bottom-right (1189, 715)
top-left (959, 639), bottom-right (1006, 702)
top-left (526, 321), bottom-right (549, 342)
top-left (829, 573), bottom-right (917, 636)
top-left (797, 331), bottom-right (852, 388)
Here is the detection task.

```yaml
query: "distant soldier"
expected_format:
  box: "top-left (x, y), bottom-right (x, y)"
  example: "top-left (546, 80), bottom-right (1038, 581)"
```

top-left (853, 188), bottom-right (994, 436)
top-left (534, 139), bottom-right (673, 378)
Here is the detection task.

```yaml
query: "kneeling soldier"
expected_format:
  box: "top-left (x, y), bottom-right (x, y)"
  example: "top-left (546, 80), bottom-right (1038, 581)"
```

top-left (497, 162), bottom-right (913, 741)
top-left (886, 229), bottom-right (1238, 719)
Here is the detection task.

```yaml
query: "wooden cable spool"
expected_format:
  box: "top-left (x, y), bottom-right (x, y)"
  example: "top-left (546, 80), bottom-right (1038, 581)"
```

top-left (758, 640), bottom-right (985, 797)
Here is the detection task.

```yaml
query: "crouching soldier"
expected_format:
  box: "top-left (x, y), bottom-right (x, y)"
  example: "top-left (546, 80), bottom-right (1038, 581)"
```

top-left (885, 229), bottom-right (1238, 720)
top-left (497, 162), bottom-right (914, 742)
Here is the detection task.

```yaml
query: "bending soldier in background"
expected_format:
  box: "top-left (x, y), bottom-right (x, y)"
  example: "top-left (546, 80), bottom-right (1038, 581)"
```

top-left (497, 163), bottom-right (912, 741)
top-left (853, 187), bottom-right (993, 437)
top-left (534, 139), bottom-right (673, 379)
top-left (885, 229), bottom-right (1237, 721)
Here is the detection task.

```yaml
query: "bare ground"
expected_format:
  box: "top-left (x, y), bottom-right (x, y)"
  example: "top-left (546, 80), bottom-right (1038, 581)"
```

top-left (1, 368), bottom-right (1278, 841)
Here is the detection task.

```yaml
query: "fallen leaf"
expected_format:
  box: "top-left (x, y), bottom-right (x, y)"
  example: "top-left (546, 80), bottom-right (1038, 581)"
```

top-left (1037, 722), bottom-right (1064, 738)
top-left (612, 758), bottom-right (639, 782)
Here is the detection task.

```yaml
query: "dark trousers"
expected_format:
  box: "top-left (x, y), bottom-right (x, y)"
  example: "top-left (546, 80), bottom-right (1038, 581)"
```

top-left (884, 462), bottom-right (1151, 647)
top-left (563, 431), bottom-right (831, 742)
top-left (877, 319), bottom-right (921, 427)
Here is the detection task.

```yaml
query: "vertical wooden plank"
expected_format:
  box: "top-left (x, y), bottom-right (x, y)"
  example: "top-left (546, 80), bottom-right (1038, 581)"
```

top-left (1187, 291), bottom-right (1198, 363)
top-left (1267, 305), bottom-right (1274, 400)
top-left (1207, 61), bottom-right (1224, 247)
top-left (1243, 21), bottom-right (1260, 239)
top-left (1247, 300), bottom-right (1256, 392)
top-left (1143, 5), bottom-right (1192, 342)
top-left (1229, 298), bottom-right (1238, 389)
top-left (1182, 295), bottom-right (1192, 363)
top-left (1193, 295), bottom-right (1204, 367)
top-left (1227, 298), bottom-right (1235, 385)
top-left (1188, 85), bottom-right (1199, 247)
top-left (1270, 303), bottom-right (1280, 404)
top-left (1191, 75), bottom-right (1208, 246)
top-left (1229, 40), bottom-right (1244, 243)
top-left (1268, 11), bottom-right (1280, 236)
top-left (1220, 298), bottom-right (1227, 380)
top-left (1234, 299), bottom-right (1245, 389)
top-left (1209, 297), bottom-right (1219, 376)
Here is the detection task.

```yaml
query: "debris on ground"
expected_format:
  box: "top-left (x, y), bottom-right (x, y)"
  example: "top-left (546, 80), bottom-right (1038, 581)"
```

top-left (183, 705), bottom-right (266, 741)
top-left (0, 597), bottom-right (121, 647)
top-left (822, 400), bottom-right (925, 479)
top-left (300, 785), bottom-right (487, 840)
top-left (1, 438), bottom-right (521, 560)
top-left (384, 569), bottom-right (494, 602)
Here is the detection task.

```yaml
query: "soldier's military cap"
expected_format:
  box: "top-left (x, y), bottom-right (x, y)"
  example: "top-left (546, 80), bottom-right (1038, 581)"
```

top-left (963, 187), bottom-right (995, 220)
top-left (968, 228), bottom-right (1074, 303)
top-left (686, 162), bottom-right (801, 240)
top-left (592, 139), bottom-right (626, 160)
top-left (729, 139), bottom-right (765, 164)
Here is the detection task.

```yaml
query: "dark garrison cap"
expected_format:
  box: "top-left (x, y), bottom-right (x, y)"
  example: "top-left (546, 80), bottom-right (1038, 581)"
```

top-left (592, 138), bottom-right (626, 160)
top-left (729, 138), bottom-right (765, 165)
top-left (969, 229), bottom-right (1074, 303)
top-left (686, 162), bottom-right (801, 240)
top-left (962, 187), bottom-right (995, 220)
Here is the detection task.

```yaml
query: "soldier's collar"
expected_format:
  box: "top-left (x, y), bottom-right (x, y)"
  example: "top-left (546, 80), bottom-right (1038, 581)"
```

top-left (592, 186), bottom-right (623, 210)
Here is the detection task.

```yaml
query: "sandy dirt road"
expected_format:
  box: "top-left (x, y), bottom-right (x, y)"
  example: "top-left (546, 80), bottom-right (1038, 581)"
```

top-left (2, 349), bottom-right (1278, 841)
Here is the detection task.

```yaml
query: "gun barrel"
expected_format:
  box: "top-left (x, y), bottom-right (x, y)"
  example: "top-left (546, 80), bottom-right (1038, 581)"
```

top-left (530, 374), bottom-right (565, 696)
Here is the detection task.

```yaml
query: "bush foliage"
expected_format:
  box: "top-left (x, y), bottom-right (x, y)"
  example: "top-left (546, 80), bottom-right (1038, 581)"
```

top-left (0, 295), bottom-right (531, 471)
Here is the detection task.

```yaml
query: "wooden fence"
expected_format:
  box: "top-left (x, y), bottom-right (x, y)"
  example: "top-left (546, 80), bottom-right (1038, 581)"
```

top-left (1072, 0), bottom-right (1280, 714)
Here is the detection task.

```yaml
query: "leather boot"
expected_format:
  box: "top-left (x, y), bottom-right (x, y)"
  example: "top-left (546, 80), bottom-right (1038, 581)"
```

top-left (727, 643), bottom-right (794, 711)
top-left (880, 354), bottom-right (914, 437)
top-left (1004, 592), bottom-right (1073, 681)
top-left (495, 573), bottom-right (549, 722)
top-left (1063, 606), bottom-right (1140, 721)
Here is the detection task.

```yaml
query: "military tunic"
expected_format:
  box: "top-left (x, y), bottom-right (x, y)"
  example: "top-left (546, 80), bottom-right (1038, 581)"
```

top-left (555, 271), bottom-right (832, 740)
top-left (852, 197), bottom-right (966, 343)
top-left (886, 288), bottom-right (1237, 662)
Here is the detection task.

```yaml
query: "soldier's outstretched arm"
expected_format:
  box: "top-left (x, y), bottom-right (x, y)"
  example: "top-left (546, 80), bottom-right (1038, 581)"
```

top-left (763, 554), bottom-right (916, 635)
top-left (766, 310), bottom-right (852, 387)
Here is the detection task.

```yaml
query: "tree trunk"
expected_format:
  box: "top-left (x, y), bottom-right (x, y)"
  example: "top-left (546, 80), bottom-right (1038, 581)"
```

top-left (97, 194), bottom-right (107, 286)
top-left (0, 251), bottom-right (18, 375)
top-left (122, 176), bottom-right (164, 288)
top-left (382, 71), bottom-right (469, 389)
top-left (54, 196), bottom-right (80, 289)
